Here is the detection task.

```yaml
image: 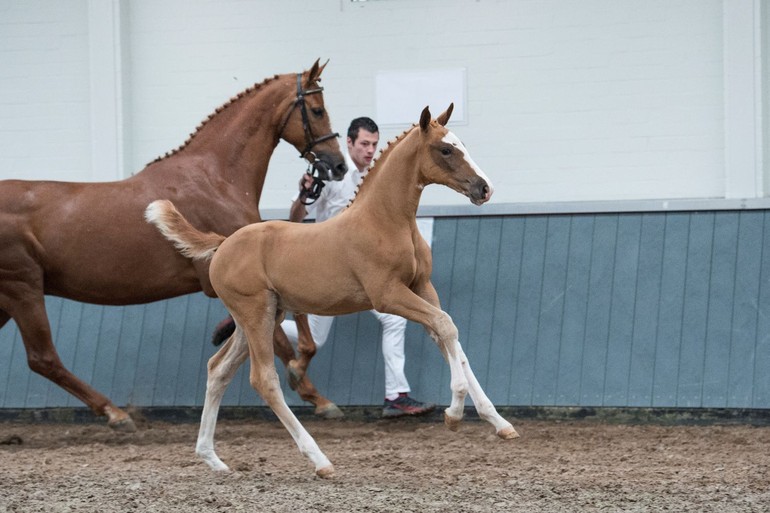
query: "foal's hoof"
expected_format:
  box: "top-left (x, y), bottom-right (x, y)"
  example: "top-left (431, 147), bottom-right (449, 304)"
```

top-left (443, 412), bottom-right (462, 432)
top-left (497, 425), bottom-right (520, 440)
top-left (108, 417), bottom-right (137, 433)
top-left (315, 403), bottom-right (344, 419)
top-left (316, 464), bottom-right (335, 479)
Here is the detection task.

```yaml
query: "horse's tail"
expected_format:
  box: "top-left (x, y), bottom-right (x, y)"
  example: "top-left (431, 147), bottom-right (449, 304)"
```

top-left (144, 200), bottom-right (225, 261)
top-left (211, 315), bottom-right (236, 346)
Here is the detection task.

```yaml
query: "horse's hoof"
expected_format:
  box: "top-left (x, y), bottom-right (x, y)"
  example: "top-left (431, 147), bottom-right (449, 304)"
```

top-left (316, 464), bottom-right (335, 479)
top-left (497, 425), bottom-right (520, 440)
top-left (108, 417), bottom-right (137, 433)
top-left (314, 403), bottom-right (344, 419)
top-left (443, 412), bottom-right (462, 432)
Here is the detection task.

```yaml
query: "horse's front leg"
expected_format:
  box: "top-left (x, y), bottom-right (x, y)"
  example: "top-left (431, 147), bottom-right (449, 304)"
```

top-left (196, 327), bottom-right (249, 471)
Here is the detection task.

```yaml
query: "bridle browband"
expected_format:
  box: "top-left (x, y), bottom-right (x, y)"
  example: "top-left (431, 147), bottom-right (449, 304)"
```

top-left (278, 73), bottom-right (340, 205)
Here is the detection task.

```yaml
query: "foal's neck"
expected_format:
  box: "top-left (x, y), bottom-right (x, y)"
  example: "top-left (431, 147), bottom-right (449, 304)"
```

top-left (348, 133), bottom-right (423, 226)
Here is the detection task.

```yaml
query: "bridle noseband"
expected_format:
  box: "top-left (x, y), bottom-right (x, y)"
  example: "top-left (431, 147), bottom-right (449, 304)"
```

top-left (278, 73), bottom-right (340, 205)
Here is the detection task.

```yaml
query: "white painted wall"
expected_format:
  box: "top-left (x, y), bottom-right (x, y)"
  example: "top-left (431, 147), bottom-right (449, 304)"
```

top-left (0, 0), bottom-right (766, 212)
top-left (0, 0), bottom-right (91, 181)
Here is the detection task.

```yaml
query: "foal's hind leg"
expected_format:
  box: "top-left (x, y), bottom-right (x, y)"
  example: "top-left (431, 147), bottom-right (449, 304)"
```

top-left (273, 321), bottom-right (343, 419)
top-left (236, 293), bottom-right (333, 478)
top-left (3, 289), bottom-right (135, 431)
top-left (196, 327), bottom-right (250, 472)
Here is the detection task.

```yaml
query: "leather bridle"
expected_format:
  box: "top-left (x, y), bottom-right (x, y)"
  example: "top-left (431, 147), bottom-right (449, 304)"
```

top-left (278, 73), bottom-right (340, 204)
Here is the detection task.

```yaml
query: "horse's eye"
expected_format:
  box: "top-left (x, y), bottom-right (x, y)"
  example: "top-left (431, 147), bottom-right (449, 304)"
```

top-left (441, 147), bottom-right (452, 156)
top-left (311, 108), bottom-right (324, 118)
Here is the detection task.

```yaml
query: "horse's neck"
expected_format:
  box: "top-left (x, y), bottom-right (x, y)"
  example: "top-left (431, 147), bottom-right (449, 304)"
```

top-left (148, 85), bottom-right (283, 198)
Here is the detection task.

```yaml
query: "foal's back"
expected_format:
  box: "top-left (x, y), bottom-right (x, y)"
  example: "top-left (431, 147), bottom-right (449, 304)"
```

top-left (208, 214), bottom-right (424, 317)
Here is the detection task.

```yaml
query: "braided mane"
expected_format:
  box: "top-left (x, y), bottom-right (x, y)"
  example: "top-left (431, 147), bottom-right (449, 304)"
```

top-left (345, 124), bottom-right (417, 209)
top-left (149, 74), bottom-right (284, 165)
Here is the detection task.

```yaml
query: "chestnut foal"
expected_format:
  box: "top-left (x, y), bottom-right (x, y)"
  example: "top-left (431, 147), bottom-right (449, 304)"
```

top-left (146, 104), bottom-right (518, 478)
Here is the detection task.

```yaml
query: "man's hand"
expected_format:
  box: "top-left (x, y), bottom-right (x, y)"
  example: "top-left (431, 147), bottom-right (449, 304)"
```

top-left (290, 173), bottom-right (314, 223)
top-left (298, 173), bottom-right (315, 198)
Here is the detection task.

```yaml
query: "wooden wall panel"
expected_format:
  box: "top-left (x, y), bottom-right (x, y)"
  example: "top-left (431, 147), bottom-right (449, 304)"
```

top-left (2, 210), bottom-right (770, 412)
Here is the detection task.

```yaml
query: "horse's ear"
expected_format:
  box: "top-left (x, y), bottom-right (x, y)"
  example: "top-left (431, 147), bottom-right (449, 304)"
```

top-left (307, 58), bottom-right (326, 85)
top-left (436, 103), bottom-right (454, 126)
top-left (419, 106), bottom-right (431, 132)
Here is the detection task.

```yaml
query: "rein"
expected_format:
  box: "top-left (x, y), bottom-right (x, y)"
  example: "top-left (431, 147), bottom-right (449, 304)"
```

top-left (278, 73), bottom-right (339, 205)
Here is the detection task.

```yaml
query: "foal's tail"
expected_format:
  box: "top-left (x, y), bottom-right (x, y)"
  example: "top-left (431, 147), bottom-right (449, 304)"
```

top-left (144, 200), bottom-right (226, 261)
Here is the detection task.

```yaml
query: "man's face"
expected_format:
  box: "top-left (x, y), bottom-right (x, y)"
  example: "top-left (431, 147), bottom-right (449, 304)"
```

top-left (347, 128), bottom-right (379, 171)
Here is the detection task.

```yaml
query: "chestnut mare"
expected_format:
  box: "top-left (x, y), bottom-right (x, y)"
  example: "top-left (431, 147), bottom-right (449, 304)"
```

top-left (146, 104), bottom-right (519, 478)
top-left (0, 60), bottom-right (346, 432)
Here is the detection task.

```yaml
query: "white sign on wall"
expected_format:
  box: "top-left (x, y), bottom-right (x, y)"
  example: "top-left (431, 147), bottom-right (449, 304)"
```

top-left (375, 68), bottom-right (467, 126)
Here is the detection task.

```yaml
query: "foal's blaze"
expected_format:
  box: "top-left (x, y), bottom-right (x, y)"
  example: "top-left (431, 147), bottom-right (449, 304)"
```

top-left (420, 103), bottom-right (494, 206)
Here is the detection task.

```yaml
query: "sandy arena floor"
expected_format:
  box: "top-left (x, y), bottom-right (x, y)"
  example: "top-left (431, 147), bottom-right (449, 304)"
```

top-left (1, 415), bottom-right (769, 512)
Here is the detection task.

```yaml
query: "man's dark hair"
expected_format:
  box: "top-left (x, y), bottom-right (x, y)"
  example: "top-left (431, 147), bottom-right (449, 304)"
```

top-left (347, 117), bottom-right (379, 143)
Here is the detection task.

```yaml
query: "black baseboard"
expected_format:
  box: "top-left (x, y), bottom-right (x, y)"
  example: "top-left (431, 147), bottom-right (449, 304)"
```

top-left (2, 405), bottom-right (770, 426)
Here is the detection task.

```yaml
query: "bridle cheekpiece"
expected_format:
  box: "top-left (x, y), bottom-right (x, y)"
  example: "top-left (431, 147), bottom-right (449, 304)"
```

top-left (278, 73), bottom-right (340, 205)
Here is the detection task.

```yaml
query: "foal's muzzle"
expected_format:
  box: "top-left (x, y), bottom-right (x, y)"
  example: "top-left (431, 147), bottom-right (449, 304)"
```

top-left (469, 178), bottom-right (493, 205)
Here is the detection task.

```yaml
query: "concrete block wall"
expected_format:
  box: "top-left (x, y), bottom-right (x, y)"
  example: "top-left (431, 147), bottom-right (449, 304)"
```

top-left (1, 1), bottom-right (766, 211)
top-left (0, 0), bottom-right (91, 182)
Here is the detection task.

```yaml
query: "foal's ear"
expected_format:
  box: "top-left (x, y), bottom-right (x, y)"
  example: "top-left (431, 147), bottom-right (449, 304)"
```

top-left (419, 106), bottom-right (432, 132)
top-left (436, 103), bottom-right (454, 126)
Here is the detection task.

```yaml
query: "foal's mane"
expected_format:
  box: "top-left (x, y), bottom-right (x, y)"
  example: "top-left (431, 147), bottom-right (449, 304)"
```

top-left (149, 73), bottom-right (288, 165)
top-left (345, 123), bottom-right (418, 209)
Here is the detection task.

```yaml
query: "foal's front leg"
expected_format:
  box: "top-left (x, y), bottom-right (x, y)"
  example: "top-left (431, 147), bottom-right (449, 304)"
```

top-left (379, 282), bottom-right (518, 439)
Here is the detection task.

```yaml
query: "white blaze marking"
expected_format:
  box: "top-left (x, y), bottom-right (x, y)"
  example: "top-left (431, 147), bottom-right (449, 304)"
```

top-left (443, 132), bottom-right (494, 193)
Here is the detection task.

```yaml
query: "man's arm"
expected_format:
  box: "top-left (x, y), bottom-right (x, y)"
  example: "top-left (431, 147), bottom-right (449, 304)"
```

top-left (289, 173), bottom-right (315, 223)
top-left (289, 197), bottom-right (308, 223)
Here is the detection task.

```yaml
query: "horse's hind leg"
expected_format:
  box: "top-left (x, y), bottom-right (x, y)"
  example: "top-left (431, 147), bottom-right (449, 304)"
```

top-left (6, 291), bottom-right (135, 431)
top-left (196, 326), bottom-right (249, 472)
top-left (274, 317), bottom-right (343, 419)
top-left (286, 313), bottom-right (315, 381)
top-left (0, 309), bottom-right (10, 330)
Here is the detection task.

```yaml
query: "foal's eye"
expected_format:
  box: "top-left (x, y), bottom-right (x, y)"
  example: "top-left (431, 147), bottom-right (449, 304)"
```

top-left (311, 108), bottom-right (324, 118)
top-left (441, 147), bottom-right (452, 156)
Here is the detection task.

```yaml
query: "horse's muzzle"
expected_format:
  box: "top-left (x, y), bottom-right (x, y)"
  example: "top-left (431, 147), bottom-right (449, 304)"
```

top-left (313, 152), bottom-right (348, 181)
